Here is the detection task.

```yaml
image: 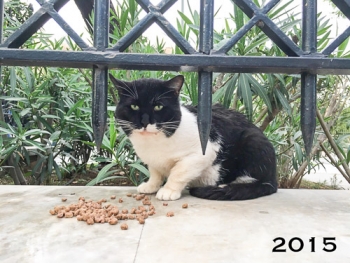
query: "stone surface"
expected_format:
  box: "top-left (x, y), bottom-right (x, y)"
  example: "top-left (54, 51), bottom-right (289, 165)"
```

top-left (0, 186), bottom-right (349, 263)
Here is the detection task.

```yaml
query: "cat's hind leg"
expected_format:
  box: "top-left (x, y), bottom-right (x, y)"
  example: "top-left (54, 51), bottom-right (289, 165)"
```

top-left (137, 167), bottom-right (164, 194)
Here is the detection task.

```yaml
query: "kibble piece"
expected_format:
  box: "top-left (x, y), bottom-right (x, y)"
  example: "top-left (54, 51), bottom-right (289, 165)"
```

top-left (142, 200), bottom-right (151, 205)
top-left (121, 209), bottom-right (128, 214)
top-left (149, 205), bottom-right (155, 210)
top-left (87, 218), bottom-right (95, 225)
top-left (109, 217), bottom-right (118, 225)
top-left (135, 195), bottom-right (144, 201)
top-left (117, 214), bottom-right (124, 220)
top-left (76, 215), bottom-right (84, 221)
top-left (57, 212), bottom-right (65, 218)
top-left (128, 214), bottom-right (135, 220)
top-left (118, 198), bottom-right (123, 203)
top-left (182, 203), bottom-right (188, 209)
top-left (148, 210), bottom-right (155, 216)
top-left (163, 202), bottom-right (168, 206)
top-left (65, 211), bottom-right (74, 218)
top-left (166, 211), bottom-right (174, 217)
top-left (138, 217), bottom-right (145, 224)
top-left (120, 223), bottom-right (128, 230)
top-left (132, 194), bottom-right (137, 198)
top-left (110, 195), bottom-right (116, 200)
top-left (126, 193), bottom-right (132, 197)
top-left (61, 198), bottom-right (67, 202)
top-left (130, 208), bottom-right (136, 214)
top-left (49, 209), bottom-right (56, 215)
top-left (79, 197), bottom-right (85, 201)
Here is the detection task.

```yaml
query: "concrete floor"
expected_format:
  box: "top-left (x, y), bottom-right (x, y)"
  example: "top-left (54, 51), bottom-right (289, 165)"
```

top-left (0, 186), bottom-right (349, 263)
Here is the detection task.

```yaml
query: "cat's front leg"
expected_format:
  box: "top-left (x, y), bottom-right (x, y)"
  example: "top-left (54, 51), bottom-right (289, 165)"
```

top-left (137, 167), bottom-right (164, 194)
top-left (156, 158), bottom-right (204, 201)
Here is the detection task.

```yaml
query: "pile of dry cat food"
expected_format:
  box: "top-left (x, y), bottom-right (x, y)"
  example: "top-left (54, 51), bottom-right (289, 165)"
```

top-left (49, 193), bottom-right (189, 230)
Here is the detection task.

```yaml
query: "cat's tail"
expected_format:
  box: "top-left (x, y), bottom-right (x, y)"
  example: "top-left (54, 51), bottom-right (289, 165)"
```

top-left (189, 181), bottom-right (277, 201)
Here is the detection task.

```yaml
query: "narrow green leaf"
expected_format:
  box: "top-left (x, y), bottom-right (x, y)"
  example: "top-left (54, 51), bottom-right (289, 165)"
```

top-left (238, 74), bottom-right (253, 120)
top-left (274, 89), bottom-right (292, 116)
top-left (129, 163), bottom-right (150, 177)
top-left (47, 153), bottom-right (53, 176)
top-left (87, 163), bottom-right (118, 186)
top-left (246, 74), bottom-right (273, 113)
top-left (12, 111), bottom-right (22, 133)
top-left (10, 67), bottom-right (17, 96)
top-left (53, 161), bottom-right (62, 181)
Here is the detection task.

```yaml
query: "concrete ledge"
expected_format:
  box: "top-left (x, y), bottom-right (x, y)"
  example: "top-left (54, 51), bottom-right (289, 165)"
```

top-left (0, 186), bottom-right (349, 263)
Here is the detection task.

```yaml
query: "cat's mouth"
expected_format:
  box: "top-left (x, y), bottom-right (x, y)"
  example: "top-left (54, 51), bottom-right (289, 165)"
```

top-left (135, 125), bottom-right (160, 135)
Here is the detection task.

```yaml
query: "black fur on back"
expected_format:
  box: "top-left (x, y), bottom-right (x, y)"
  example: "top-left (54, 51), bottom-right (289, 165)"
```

top-left (187, 104), bottom-right (278, 200)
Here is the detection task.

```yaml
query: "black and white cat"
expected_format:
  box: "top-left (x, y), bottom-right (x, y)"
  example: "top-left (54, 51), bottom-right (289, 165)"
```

top-left (110, 74), bottom-right (277, 201)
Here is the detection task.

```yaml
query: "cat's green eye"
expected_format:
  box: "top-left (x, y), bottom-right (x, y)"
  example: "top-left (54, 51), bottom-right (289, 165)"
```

top-left (130, 104), bottom-right (139, 110)
top-left (154, 105), bottom-right (163, 111)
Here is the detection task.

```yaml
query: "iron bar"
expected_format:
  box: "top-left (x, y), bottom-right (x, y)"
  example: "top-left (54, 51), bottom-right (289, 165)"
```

top-left (232, 0), bottom-right (302, 56)
top-left (331, 0), bottom-right (350, 20)
top-left (46, 9), bottom-right (90, 50)
top-left (0, 0), bottom-right (69, 48)
top-left (301, 0), bottom-right (317, 156)
top-left (111, 0), bottom-right (195, 54)
top-left (198, 0), bottom-right (214, 155)
top-left (1, 49), bottom-right (350, 75)
top-left (322, 26), bottom-right (350, 56)
top-left (92, 0), bottom-right (109, 151)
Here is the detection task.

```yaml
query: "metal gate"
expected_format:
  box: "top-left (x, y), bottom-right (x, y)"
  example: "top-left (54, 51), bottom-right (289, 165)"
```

top-left (0, 0), bottom-right (350, 155)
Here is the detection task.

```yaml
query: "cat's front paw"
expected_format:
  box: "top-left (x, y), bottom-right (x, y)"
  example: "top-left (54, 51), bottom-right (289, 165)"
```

top-left (137, 182), bottom-right (160, 194)
top-left (156, 187), bottom-right (181, 201)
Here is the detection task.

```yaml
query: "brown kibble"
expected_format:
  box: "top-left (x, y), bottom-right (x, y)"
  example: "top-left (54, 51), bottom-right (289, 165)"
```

top-left (121, 214), bottom-right (128, 220)
top-left (126, 193), bottom-right (132, 197)
top-left (101, 198), bottom-right (107, 203)
top-left (138, 218), bottom-right (145, 224)
top-left (128, 214), bottom-right (135, 220)
top-left (118, 198), bottom-right (123, 203)
top-left (144, 195), bottom-right (150, 201)
top-left (87, 218), bottom-right (94, 225)
top-left (149, 205), bottom-right (155, 210)
top-left (49, 209), bottom-right (56, 215)
top-left (148, 210), bottom-right (155, 216)
top-left (163, 202), bottom-right (168, 206)
top-left (76, 215), bottom-right (84, 221)
top-left (65, 211), bottom-right (74, 218)
top-left (182, 203), bottom-right (188, 209)
top-left (142, 200), bottom-right (151, 205)
top-left (120, 223), bottom-right (128, 230)
top-left (166, 211), bottom-right (174, 217)
top-left (130, 208), bottom-right (136, 214)
top-left (135, 195), bottom-right (144, 201)
top-left (121, 209), bottom-right (128, 214)
top-left (110, 195), bottom-right (116, 200)
top-left (61, 198), bottom-right (67, 202)
top-left (116, 214), bottom-right (123, 220)
top-left (57, 212), bottom-right (65, 218)
top-left (78, 197), bottom-right (85, 201)
top-left (109, 217), bottom-right (118, 225)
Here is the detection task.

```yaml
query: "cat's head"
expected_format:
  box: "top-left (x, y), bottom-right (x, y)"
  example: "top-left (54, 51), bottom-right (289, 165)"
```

top-left (110, 74), bottom-right (184, 137)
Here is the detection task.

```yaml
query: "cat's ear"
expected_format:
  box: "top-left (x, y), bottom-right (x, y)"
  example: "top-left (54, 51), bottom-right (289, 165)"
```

top-left (165, 75), bottom-right (184, 95)
top-left (109, 73), bottom-right (130, 94)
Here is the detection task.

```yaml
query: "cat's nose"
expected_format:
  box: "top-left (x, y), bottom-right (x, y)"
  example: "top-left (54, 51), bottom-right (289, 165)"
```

top-left (141, 113), bottom-right (150, 128)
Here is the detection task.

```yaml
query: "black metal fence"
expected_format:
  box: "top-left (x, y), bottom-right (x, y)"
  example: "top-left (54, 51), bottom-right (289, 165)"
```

top-left (0, 0), bottom-right (350, 155)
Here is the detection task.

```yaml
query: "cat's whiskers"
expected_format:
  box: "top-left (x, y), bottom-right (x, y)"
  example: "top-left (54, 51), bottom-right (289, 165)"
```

top-left (116, 119), bottom-right (135, 131)
top-left (118, 81), bottom-right (138, 99)
top-left (155, 90), bottom-right (174, 102)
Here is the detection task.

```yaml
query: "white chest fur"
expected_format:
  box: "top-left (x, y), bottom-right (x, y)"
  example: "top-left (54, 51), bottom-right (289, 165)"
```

top-left (128, 106), bottom-right (220, 178)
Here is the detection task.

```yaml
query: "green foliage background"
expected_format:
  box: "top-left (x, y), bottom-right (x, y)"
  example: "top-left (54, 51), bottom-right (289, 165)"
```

top-left (0, 0), bottom-right (349, 188)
